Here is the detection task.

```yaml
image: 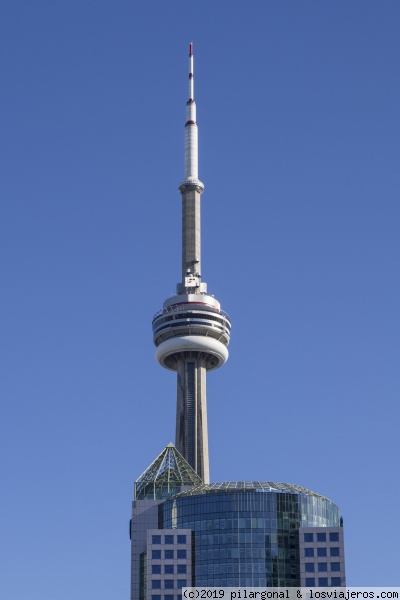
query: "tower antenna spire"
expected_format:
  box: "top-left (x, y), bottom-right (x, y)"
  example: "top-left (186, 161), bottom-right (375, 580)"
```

top-left (180, 42), bottom-right (203, 195)
top-left (188, 42), bottom-right (194, 101)
top-left (152, 45), bottom-right (231, 484)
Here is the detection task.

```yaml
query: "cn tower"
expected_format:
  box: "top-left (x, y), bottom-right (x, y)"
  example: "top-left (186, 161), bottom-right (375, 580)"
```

top-left (152, 44), bottom-right (231, 484)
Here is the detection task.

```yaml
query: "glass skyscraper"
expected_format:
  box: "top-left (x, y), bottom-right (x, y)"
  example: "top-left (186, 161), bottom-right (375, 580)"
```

top-left (161, 483), bottom-right (343, 587)
top-left (130, 447), bottom-right (345, 598)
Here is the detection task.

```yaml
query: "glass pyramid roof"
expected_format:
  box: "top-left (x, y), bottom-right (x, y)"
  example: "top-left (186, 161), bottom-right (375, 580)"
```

top-left (134, 443), bottom-right (202, 500)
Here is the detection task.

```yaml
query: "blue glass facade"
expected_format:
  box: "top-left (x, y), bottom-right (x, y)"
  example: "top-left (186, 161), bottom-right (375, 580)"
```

top-left (160, 488), bottom-right (340, 587)
top-left (130, 463), bottom-right (346, 597)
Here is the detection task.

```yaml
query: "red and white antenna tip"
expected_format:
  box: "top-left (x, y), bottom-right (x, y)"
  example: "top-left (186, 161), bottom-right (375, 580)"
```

top-left (189, 43), bottom-right (193, 56)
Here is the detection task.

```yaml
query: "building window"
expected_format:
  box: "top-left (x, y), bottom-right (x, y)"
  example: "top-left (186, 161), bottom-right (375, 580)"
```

top-left (165, 535), bottom-right (174, 544)
top-left (330, 547), bottom-right (340, 557)
top-left (165, 565), bottom-right (174, 574)
top-left (177, 564), bottom-right (187, 574)
top-left (152, 550), bottom-right (161, 560)
top-left (177, 535), bottom-right (187, 544)
top-left (152, 581), bottom-right (161, 590)
top-left (330, 532), bottom-right (339, 542)
top-left (305, 563), bottom-right (315, 573)
top-left (331, 577), bottom-right (342, 586)
top-left (177, 549), bottom-right (187, 559)
top-left (304, 533), bottom-right (313, 542)
top-left (152, 565), bottom-right (161, 574)
top-left (331, 562), bottom-right (341, 572)
top-left (177, 580), bottom-right (187, 589)
top-left (165, 596), bottom-right (174, 600)
top-left (317, 548), bottom-right (327, 557)
top-left (305, 548), bottom-right (314, 557)
top-left (317, 533), bottom-right (326, 542)
top-left (318, 578), bottom-right (328, 587)
top-left (139, 552), bottom-right (147, 600)
top-left (152, 596), bottom-right (161, 600)
top-left (318, 563), bottom-right (327, 572)
top-left (305, 578), bottom-right (315, 587)
top-left (164, 580), bottom-right (174, 589)
top-left (152, 535), bottom-right (161, 544)
top-left (165, 550), bottom-right (174, 559)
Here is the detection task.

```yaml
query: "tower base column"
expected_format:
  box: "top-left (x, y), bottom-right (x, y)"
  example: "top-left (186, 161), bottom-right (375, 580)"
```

top-left (176, 357), bottom-right (209, 484)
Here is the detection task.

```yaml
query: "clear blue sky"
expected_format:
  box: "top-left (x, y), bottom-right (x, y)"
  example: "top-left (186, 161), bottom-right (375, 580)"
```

top-left (1, 1), bottom-right (399, 597)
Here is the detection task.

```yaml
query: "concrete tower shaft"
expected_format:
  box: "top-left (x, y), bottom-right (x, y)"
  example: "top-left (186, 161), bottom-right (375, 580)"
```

top-left (181, 187), bottom-right (201, 284)
top-left (152, 44), bottom-right (230, 484)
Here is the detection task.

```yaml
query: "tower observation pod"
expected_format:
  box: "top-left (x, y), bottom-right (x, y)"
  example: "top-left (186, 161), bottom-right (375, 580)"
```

top-left (152, 44), bottom-right (231, 484)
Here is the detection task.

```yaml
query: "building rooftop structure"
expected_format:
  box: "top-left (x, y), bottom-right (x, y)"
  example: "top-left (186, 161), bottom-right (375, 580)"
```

top-left (135, 444), bottom-right (202, 501)
top-left (173, 481), bottom-right (329, 499)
